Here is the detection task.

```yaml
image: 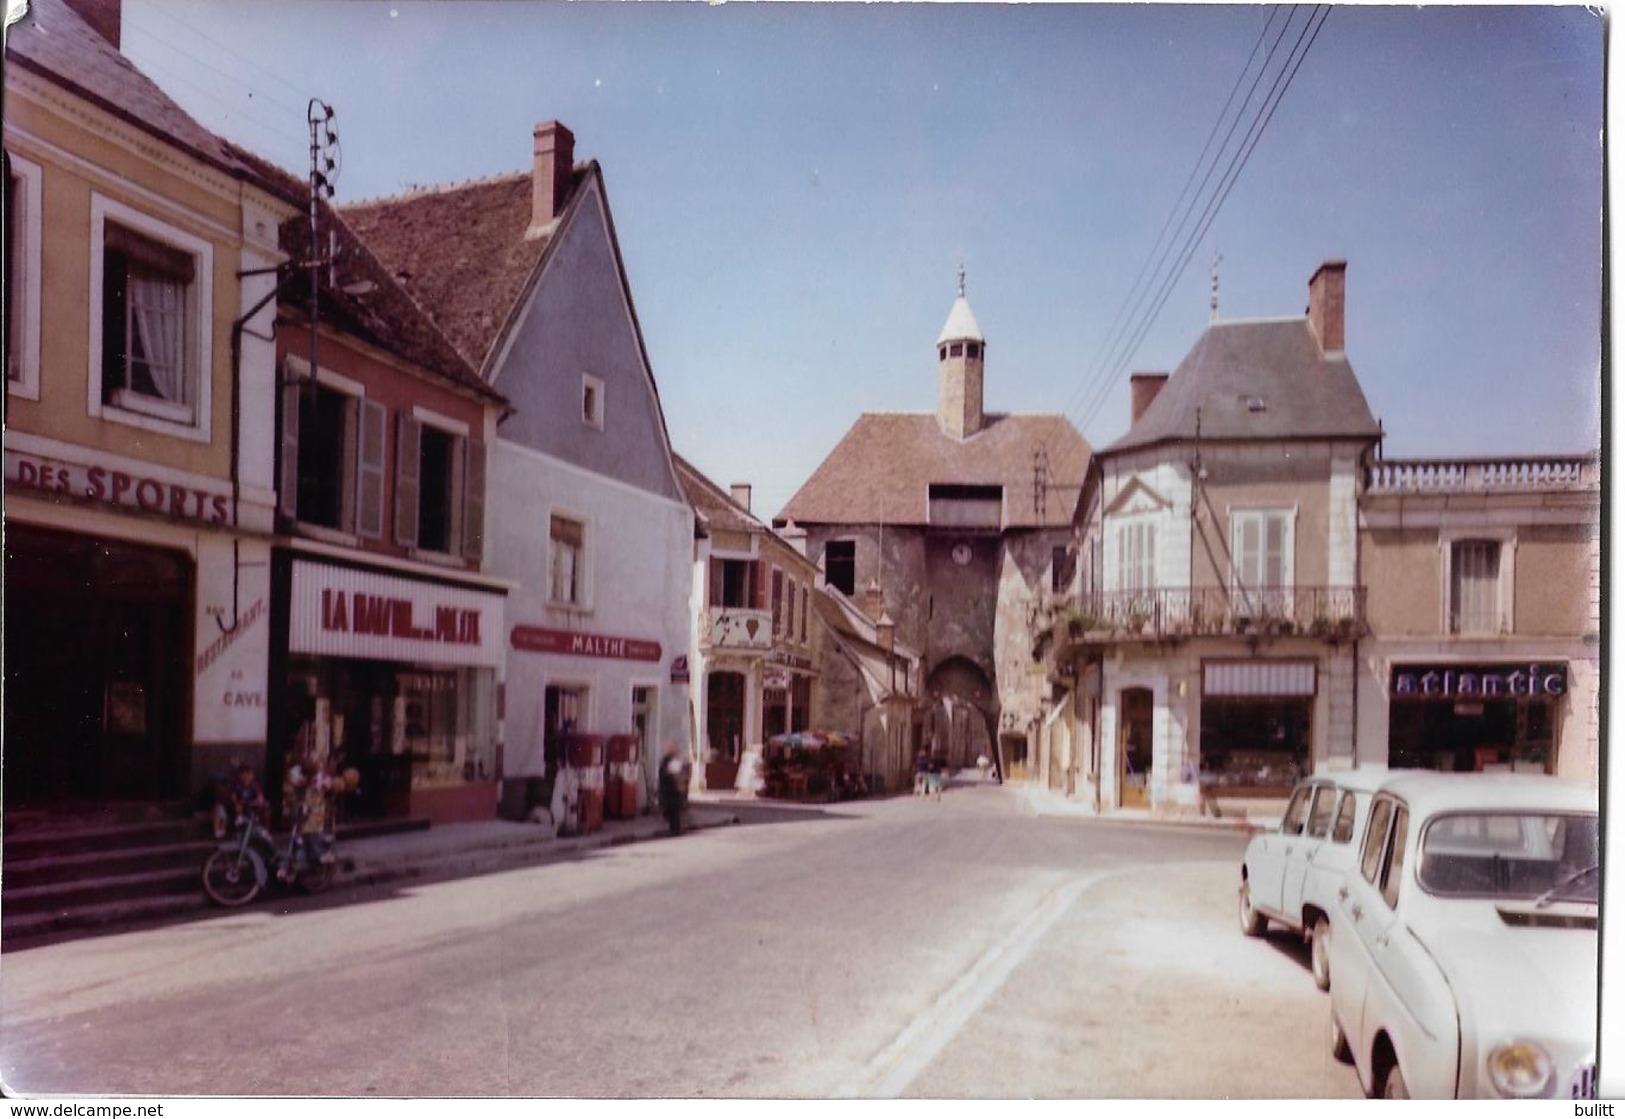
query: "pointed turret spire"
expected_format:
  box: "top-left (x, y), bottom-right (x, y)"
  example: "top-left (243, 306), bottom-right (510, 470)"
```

top-left (936, 269), bottom-right (986, 439)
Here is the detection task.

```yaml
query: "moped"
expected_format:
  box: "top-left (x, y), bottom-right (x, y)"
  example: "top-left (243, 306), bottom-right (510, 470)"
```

top-left (201, 802), bottom-right (336, 906)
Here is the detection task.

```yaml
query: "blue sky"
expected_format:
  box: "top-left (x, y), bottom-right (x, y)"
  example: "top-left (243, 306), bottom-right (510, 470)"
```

top-left (116, 1), bottom-right (1604, 518)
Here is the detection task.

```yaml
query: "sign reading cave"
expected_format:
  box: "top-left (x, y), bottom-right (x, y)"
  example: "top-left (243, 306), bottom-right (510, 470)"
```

top-left (1390, 662), bottom-right (1567, 701)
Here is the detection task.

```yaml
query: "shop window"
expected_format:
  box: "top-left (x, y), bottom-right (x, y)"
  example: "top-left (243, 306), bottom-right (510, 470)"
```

top-left (825, 540), bottom-right (856, 596)
top-left (582, 373), bottom-right (605, 430)
top-left (1231, 509), bottom-right (1295, 616)
top-left (396, 411), bottom-right (485, 561)
top-left (1450, 539), bottom-right (1504, 634)
top-left (91, 196), bottom-right (213, 435)
top-left (550, 514), bottom-right (588, 606)
top-left (791, 676), bottom-right (812, 733)
top-left (5, 151), bottom-right (41, 400)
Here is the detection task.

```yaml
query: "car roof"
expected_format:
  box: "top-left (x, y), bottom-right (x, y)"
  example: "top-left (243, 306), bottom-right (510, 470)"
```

top-left (1298, 768), bottom-right (1392, 795)
top-left (1368, 770), bottom-right (1598, 817)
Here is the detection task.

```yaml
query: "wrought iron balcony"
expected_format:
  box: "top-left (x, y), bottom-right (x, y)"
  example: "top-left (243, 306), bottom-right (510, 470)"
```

top-left (702, 606), bottom-right (775, 651)
top-left (1038, 585), bottom-right (1366, 649)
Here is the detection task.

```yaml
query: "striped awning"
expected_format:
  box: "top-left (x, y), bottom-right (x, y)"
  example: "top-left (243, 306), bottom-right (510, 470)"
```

top-left (1203, 660), bottom-right (1317, 698)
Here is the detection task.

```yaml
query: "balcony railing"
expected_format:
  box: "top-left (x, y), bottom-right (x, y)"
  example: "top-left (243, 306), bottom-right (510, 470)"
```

top-left (703, 606), bottom-right (774, 651)
top-left (1041, 585), bottom-right (1366, 646)
top-left (1367, 454), bottom-right (1598, 495)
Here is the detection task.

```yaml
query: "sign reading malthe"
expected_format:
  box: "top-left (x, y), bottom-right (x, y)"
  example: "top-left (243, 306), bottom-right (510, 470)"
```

top-left (289, 560), bottom-right (505, 668)
top-left (510, 625), bottom-right (661, 662)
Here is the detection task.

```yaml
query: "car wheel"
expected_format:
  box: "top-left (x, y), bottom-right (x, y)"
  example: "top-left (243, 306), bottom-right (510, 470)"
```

top-left (1330, 1013), bottom-right (1353, 1064)
top-left (1380, 1063), bottom-right (1409, 1100)
top-left (1239, 879), bottom-right (1267, 937)
top-left (1310, 916), bottom-right (1331, 991)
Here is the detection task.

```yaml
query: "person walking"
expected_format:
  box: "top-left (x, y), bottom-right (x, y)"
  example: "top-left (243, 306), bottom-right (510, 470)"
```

top-left (913, 750), bottom-right (930, 797)
top-left (927, 752), bottom-right (945, 801)
top-left (657, 741), bottom-right (688, 835)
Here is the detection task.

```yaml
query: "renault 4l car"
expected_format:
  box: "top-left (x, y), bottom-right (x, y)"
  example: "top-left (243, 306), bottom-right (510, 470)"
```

top-left (1325, 772), bottom-right (1598, 1099)
top-left (1237, 768), bottom-right (1390, 990)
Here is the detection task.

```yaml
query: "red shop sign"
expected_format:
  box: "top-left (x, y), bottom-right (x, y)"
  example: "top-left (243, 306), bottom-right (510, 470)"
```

top-left (510, 624), bottom-right (661, 662)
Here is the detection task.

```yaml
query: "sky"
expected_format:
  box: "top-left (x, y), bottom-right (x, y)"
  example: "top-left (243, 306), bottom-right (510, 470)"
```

top-left (107, 0), bottom-right (1604, 520)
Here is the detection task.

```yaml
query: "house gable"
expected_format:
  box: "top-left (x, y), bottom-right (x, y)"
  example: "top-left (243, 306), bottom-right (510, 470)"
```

top-left (489, 172), bottom-right (683, 504)
top-left (1104, 476), bottom-right (1173, 518)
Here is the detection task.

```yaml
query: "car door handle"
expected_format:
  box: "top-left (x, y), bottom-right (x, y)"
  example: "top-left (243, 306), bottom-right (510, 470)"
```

top-left (1375, 934), bottom-right (1389, 948)
top-left (1350, 903), bottom-right (1363, 920)
top-left (1337, 886), bottom-right (1349, 902)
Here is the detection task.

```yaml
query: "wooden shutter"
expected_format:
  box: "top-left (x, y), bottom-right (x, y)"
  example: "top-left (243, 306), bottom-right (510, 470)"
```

top-left (355, 399), bottom-right (387, 539)
top-left (461, 438), bottom-right (487, 563)
top-left (394, 414), bottom-right (421, 548)
top-left (709, 557), bottom-right (725, 608)
top-left (278, 377), bottom-right (301, 519)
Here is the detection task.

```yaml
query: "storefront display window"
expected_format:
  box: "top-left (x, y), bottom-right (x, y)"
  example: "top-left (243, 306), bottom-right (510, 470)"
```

top-left (1199, 698), bottom-right (1311, 793)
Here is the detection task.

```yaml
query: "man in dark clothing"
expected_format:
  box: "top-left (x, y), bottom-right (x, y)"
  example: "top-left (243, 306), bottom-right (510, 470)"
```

top-left (657, 741), bottom-right (688, 835)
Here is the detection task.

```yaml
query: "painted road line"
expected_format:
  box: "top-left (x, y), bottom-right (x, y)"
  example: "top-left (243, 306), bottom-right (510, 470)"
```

top-left (837, 869), bottom-right (1112, 1099)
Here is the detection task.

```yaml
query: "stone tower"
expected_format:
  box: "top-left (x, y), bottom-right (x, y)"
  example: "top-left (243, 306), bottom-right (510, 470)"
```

top-left (936, 267), bottom-right (986, 440)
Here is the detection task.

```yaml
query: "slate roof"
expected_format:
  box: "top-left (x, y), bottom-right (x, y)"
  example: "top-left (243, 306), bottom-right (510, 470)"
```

top-left (7, 0), bottom-right (249, 181)
top-left (777, 412), bottom-right (1090, 529)
top-left (1105, 317), bottom-right (1382, 454)
top-left (224, 144), bottom-right (502, 405)
top-left (339, 168), bottom-right (589, 374)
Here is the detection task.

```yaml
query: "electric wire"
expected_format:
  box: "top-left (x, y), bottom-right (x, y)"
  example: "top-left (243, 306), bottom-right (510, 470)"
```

top-left (1073, 4), bottom-right (1330, 438)
top-left (1061, 5), bottom-right (1331, 440)
top-left (120, 31), bottom-right (309, 155)
top-left (1057, 5), bottom-right (1285, 426)
top-left (132, 1), bottom-right (313, 108)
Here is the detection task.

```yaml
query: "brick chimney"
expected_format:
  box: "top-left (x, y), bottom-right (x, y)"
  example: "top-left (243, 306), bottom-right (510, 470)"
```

top-left (1129, 372), bottom-right (1169, 424)
top-left (863, 579), bottom-right (886, 622)
top-left (528, 121), bottom-right (575, 239)
top-left (64, 0), bottom-right (121, 48)
top-left (729, 483), bottom-right (752, 514)
top-left (1307, 259), bottom-right (1347, 354)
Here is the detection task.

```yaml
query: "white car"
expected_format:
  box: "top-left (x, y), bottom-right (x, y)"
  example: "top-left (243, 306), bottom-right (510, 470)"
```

top-left (1238, 768), bottom-right (1389, 990)
top-left (1325, 772), bottom-right (1598, 1099)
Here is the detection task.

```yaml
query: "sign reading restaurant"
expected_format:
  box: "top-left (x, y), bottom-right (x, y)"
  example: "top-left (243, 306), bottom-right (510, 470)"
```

top-left (1390, 662), bottom-right (1568, 700)
top-left (510, 625), bottom-right (661, 662)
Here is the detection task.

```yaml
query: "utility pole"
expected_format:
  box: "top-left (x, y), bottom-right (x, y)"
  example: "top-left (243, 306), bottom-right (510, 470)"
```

top-left (306, 99), bottom-right (340, 387)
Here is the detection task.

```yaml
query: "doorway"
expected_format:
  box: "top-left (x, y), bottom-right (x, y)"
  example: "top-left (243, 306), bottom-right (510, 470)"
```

top-left (1120, 687), bottom-right (1154, 809)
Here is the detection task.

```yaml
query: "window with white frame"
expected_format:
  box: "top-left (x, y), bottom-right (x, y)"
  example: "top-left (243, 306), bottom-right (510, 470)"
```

top-left (91, 195), bottom-right (212, 434)
top-left (1114, 519), bottom-right (1156, 593)
top-left (5, 151), bottom-right (42, 400)
top-left (550, 513), bottom-right (588, 606)
top-left (1231, 508), bottom-right (1295, 616)
top-left (1450, 538), bottom-right (1504, 635)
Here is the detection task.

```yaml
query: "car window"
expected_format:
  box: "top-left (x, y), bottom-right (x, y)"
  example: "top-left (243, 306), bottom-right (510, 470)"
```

top-left (1331, 792), bottom-right (1357, 844)
top-left (1379, 807), bottom-right (1409, 909)
top-left (1281, 787), bottom-right (1311, 836)
top-left (1419, 811), bottom-right (1599, 901)
top-left (1361, 798), bottom-right (1396, 885)
top-left (1307, 786), bottom-right (1337, 839)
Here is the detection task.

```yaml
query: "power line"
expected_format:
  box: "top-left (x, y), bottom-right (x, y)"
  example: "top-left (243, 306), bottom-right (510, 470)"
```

top-left (1057, 5), bottom-right (1285, 426)
top-left (1075, 4), bottom-right (1331, 438)
top-left (1061, 5), bottom-right (1331, 440)
top-left (132, 2), bottom-right (312, 109)
top-left (121, 31), bottom-right (309, 154)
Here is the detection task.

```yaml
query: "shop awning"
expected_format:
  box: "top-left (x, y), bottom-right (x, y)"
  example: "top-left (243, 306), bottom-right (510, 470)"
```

top-left (1203, 660), bottom-right (1317, 698)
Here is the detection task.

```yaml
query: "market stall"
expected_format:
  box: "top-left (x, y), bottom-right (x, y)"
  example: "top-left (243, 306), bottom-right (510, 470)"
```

top-left (760, 731), bottom-right (865, 801)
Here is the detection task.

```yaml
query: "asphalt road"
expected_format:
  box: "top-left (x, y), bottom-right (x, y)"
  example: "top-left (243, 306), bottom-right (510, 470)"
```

top-left (0, 781), bottom-right (1362, 1099)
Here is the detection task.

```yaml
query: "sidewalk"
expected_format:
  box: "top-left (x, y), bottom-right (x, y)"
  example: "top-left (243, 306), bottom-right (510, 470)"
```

top-left (340, 801), bottom-right (744, 889)
top-left (1019, 781), bottom-right (1274, 833)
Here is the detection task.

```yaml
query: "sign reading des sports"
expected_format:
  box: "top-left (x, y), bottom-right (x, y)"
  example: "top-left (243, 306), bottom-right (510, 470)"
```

top-left (1390, 662), bottom-right (1568, 701)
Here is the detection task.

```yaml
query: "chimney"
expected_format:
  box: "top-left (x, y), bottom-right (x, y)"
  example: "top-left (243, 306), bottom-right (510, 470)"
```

top-left (729, 483), bottom-right (752, 513)
top-left (1307, 259), bottom-right (1347, 354)
top-left (529, 121), bottom-right (575, 238)
top-left (863, 578), bottom-right (886, 622)
top-left (876, 612), bottom-right (896, 652)
top-left (1129, 372), bottom-right (1169, 424)
top-left (64, 0), bottom-right (121, 48)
